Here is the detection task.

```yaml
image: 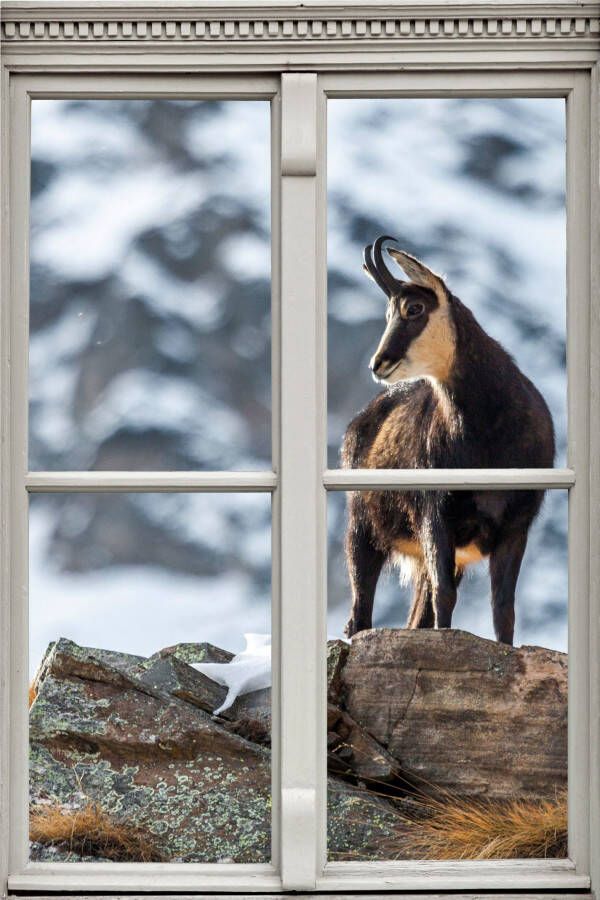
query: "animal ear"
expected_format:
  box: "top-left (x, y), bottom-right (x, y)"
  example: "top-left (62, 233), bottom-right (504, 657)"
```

top-left (387, 249), bottom-right (448, 304)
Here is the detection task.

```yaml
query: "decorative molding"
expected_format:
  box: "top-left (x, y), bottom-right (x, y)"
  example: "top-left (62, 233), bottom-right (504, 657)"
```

top-left (1, 2), bottom-right (599, 46)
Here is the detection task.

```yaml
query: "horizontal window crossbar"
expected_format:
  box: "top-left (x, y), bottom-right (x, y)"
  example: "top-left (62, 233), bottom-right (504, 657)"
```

top-left (25, 471), bottom-right (278, 493)
top-left (8, 863), bottom-right (280, 894)
top-left (324, 468), bottom-right (575, 490)
top-left (318, 857), bottom-right (590, 891)
top-left (6, 858), bottom-right (589, 894)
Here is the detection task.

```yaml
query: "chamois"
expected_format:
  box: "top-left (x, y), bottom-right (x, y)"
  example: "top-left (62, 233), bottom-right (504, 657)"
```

top-left (342, 236), bottom-right (554, 645)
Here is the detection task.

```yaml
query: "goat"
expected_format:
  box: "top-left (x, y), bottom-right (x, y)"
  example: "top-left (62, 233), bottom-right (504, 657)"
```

top-left (342, 236), bottom-right (555, 645)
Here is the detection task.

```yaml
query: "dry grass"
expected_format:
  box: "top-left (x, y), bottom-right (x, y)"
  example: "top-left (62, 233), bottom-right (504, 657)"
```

top-left (395, 790), bottom-right (567, 860)
top-left (329, 736), bottom-right (567, 861)
top-left (30, 802), bottom-right (166, 862)
top-left (28, 683), bottom-right (37, 708)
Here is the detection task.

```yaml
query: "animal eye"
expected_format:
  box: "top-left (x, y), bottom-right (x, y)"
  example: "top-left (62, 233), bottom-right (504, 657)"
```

top-left (405, 302), bottom-right (425, 319)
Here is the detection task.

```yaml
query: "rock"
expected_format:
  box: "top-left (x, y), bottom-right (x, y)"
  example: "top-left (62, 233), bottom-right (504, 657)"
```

top-left (136, 648), bottom-right (272, 743)
top-left (135, 654), bottom-right (227, 714)
top-left (340, 628), bottom-right (567, 799)
top-left (33, 638), bottom-right (146, 694)
top-left (223, 688), bottom-right (271, 745)
top-left (30, 640), bottom-right (272, 863)
top-left (29, 630), bottom-right (567, 863)
top-left (327, 704), bottom-right (399, 785)
top-left (29, 638), bottom-right (405, 862)
top-left (327, 639), bottom-right (349, 704)
top-left (327, 781), bottom-right (413, 861)
top-left (155, 642), bottom-right (235, 665)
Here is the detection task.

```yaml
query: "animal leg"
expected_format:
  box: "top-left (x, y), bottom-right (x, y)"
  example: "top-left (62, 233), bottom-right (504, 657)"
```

top-left (454, 566), bottom-right (465, 590)
top-left (489, 531), bottom-right (527, 645)
top-left (344, 498), bottom-right (386, 638)
top-left (422, 515), bottom-right (457, 630)
top-left (407, 567), bottom-right (434, 629)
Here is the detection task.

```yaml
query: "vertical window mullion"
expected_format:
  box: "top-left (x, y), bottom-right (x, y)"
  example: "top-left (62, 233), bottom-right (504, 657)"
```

top-left (588, 57), bottom-right (600, 899)
top-left (278, 72), bottom-right (325, 890)
top-left (269, 88), bottom-right (282, 877)
top-left (566, 72), bottom-right (592, 874)
top-left (8, 75), bottom-right (31, 877)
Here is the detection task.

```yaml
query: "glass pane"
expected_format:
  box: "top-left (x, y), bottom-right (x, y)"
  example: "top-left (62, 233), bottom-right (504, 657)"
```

top-left (327, 99), bottom-right (566, 469)
top-left (327, 489), bottom-right (567, 861)
top-left (30, 99), bottom-right (271, 471)
top-left (29, 492), bottom-right (272, 863)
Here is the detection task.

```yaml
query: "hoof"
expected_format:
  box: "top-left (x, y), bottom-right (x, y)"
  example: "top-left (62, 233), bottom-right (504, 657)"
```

top-left (344, 620), bottom-right (357, 639)
top-left (344, 619), bottom-right (368, 639)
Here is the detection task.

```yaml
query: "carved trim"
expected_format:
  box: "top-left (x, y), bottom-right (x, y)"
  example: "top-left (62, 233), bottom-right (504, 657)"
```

top-left (2, 7), bottom-right (599, 44)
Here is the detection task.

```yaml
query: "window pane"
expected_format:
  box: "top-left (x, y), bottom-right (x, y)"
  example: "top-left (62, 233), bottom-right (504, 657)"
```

top-left (327, 98), bottom-right (566, 470)
top-left (29, 492), bottom-right (272, 863)
top-left (30, 99), bottom-right (271, 471)
top-left (327, 489), bottom-right (567, 861)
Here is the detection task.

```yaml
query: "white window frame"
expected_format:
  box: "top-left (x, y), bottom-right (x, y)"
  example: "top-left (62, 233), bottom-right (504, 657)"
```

top-left (1, 2), bottom-right (598, 897)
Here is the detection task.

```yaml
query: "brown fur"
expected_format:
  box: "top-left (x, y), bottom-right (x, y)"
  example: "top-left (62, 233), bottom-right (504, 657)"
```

top-left (343, 238), bottom-right (555, 644)
top-left (402, 304), bottom-right (456, 382)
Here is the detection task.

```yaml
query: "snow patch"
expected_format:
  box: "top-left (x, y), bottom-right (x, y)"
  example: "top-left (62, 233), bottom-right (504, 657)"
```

top-left (192, 633), bottom-right (271, 715)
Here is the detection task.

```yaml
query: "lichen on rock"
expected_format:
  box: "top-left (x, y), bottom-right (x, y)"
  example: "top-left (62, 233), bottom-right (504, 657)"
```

top-left (29, 630), bottom-right (567, 863)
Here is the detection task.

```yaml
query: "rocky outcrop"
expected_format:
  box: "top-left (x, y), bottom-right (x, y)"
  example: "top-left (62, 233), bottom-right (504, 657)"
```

top-left (29, 629), bottom-right (567, 862)
top-left (340, 629), bottom-right (567, 799)
top-left (30, 639), bottom-right (272, 863)
top-left (29, 637), bottom-right (403, 862)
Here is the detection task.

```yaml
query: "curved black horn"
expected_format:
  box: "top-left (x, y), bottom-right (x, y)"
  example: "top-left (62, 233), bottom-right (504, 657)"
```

top-left (363, 244), bottom-right (389, 295)
top-left (363, 235), bottom-right (404, 296)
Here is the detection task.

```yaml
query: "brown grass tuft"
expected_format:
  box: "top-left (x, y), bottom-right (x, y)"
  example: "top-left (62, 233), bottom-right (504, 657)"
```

top-left (30, 802), bottom-right (166, 862)
top-left (28, 683), bottom-right (37, 709)
top-left (394, 791), bottom-right (567, 860)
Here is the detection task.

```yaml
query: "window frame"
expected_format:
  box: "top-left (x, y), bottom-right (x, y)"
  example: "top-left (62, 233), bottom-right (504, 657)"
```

top-left (1, 3), bottom-right (598, 897)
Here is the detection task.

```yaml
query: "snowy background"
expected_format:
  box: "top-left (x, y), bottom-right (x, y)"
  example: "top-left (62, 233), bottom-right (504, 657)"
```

top-left (326, 99), bottom-right (567, 650)
top-left (29, 98), bottom-right (567, 677)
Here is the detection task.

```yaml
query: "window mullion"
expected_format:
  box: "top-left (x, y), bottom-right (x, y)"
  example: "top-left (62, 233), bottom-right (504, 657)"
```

top-left (324, 467), bottom-right (575, 490)
top-left (7, 73), bottom-right (31, 878)
top-left (278, 72), bottom-right (325, 891)
top-left (566, 72), bottom-right (592, 874)
top-left (24, 471), bottom-right (277, 492)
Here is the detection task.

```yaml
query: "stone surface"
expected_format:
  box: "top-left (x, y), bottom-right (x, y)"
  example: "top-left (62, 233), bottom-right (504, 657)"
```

top-left (341, 628), bottom-right (567, 799)
top-left (135, 654), bottom-right (227, 714)
top-left (29, 638), bottom-right (405, 862)
top-left (327, 703), bottom-right (399, 785)
top-left (154, 642), bottom-right (235, 666)
top-left (327, 639), bottom-right (349, 704)
top-left (30, 641), bottom-right (272, 863)
top-left (223, 688), bottom-right (271, 745)
top-left (33, 638), bottom-right (146, 694)
top-left (29, 630), bottom-right (567, 863)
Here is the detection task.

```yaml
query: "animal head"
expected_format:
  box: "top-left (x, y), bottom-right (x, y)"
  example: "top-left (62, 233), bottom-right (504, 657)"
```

top-left (364, 235), bottom-right (456, 385)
